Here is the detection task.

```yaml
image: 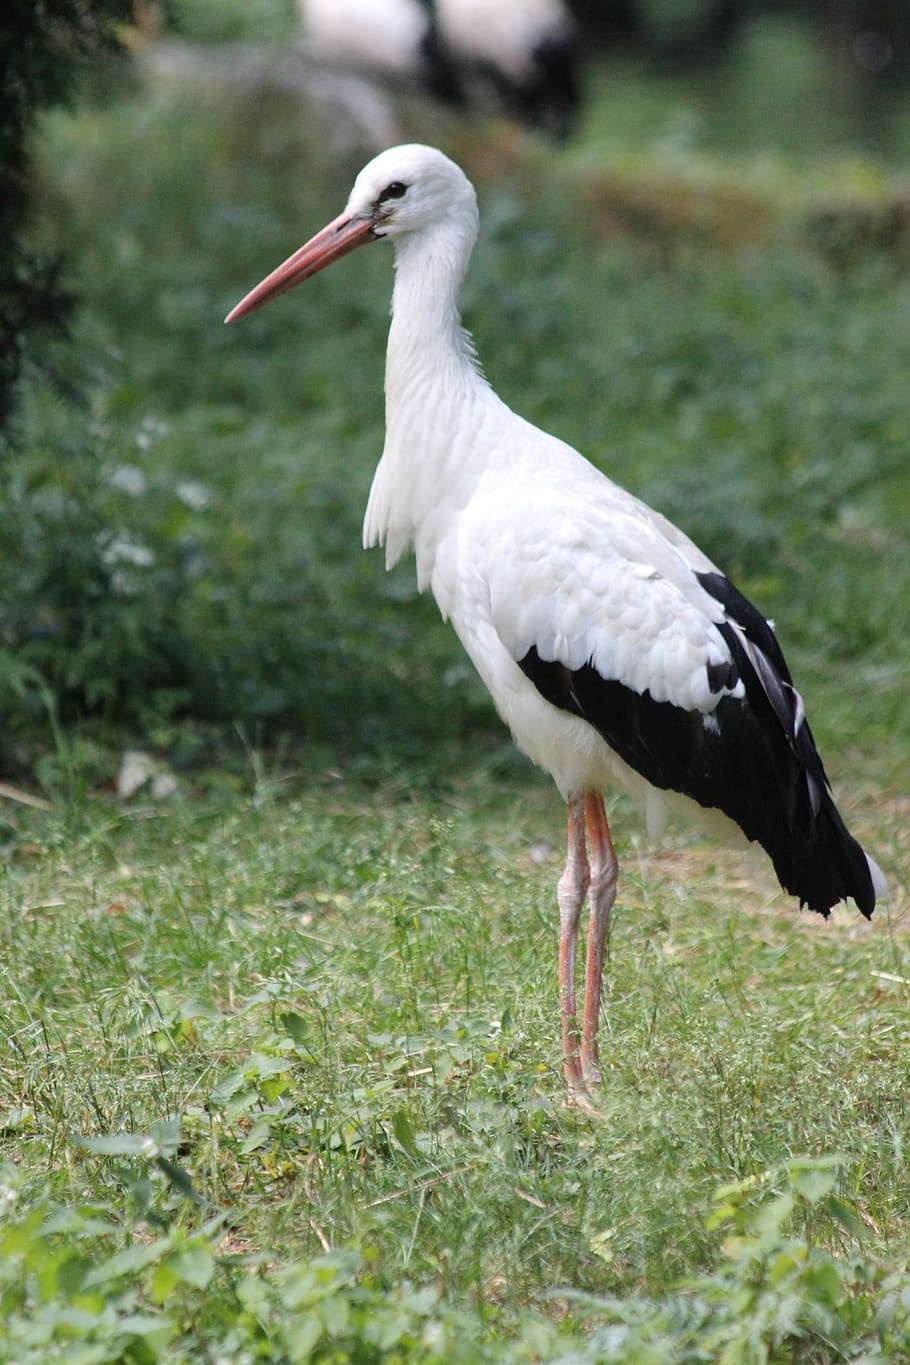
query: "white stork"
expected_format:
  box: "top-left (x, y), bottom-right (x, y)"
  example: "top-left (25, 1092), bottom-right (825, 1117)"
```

top-left (297, 0), bottom-right (578, 138)
top-left (226, 144), bottom-right (887, 1105)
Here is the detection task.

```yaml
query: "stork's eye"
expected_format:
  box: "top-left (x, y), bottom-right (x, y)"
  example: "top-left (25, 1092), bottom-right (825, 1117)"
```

top-left (380, 181), bottom-right (408, 203)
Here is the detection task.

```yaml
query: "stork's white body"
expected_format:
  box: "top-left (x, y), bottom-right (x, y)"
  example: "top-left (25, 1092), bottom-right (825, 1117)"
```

top-left (227, 144), bottom-right (885, 1105)
top-left (298, 0), bottom-right (431, 79)
top-left (368, 329), bottom-right (734, 835)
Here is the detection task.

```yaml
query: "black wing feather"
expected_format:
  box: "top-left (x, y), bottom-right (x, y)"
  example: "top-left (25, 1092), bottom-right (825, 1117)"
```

top-left (518, 569), bottom-right (877, 919)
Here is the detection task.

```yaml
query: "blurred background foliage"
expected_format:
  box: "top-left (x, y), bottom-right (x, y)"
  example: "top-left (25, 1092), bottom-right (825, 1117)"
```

top-left (0, 0), bottom-right (134, 428)
top-left (1, 0), bottom-right (909, 791)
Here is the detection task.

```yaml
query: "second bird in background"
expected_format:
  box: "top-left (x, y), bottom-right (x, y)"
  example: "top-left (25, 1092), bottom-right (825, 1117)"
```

top-left (297, 0), bottom-right (579, 137)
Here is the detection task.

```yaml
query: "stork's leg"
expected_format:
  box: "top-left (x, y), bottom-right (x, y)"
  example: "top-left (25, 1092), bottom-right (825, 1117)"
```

top-left (557, 794), bottom-right (590, 1098)
top-left (580, 790), bottom-right (618, 1091)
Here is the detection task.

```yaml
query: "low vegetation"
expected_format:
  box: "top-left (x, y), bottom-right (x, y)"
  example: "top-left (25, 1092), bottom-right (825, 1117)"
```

top-left (1, 781), bottom-right (908, 1360)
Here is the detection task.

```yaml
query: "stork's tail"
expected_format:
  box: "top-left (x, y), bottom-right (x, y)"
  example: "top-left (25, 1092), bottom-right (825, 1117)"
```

top-left (776, 783), bottom-right (886, 921)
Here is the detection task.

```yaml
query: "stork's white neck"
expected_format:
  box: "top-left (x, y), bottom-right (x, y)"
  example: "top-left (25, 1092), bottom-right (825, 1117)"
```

top-left (364, 217), bottom-right (500, 580)
top-left (386, 220), bottom-right (484, 409)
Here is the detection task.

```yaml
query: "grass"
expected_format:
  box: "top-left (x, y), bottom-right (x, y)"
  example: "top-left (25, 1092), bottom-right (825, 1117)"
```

top-left (2, 5), bottom-right (910, 1358)
top-left (1, 777), bottom-right (908, 1358)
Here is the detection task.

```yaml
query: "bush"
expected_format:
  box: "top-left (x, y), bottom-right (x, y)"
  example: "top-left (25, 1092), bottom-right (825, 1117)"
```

top-left (0, 0), bottom-right (134, 433)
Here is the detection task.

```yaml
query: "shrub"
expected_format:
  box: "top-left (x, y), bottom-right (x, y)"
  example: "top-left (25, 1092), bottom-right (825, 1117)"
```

top-left (0, 0), bottom-right (134, 433)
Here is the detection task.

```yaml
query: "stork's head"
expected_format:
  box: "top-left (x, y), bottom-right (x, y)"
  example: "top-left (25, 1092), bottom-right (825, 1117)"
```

top-left (225, 144), bottom-right (478, 323)
top-left (347, 143), bottom-right (477, 240)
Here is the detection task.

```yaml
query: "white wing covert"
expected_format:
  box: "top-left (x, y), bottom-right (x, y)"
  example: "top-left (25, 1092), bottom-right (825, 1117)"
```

top-left (474, 491), bottom-right (741, 715)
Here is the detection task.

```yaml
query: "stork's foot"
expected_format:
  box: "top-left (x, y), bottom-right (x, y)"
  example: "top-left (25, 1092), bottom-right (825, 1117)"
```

top-left (581, 1055), bottom-right (602, 1093)
top-left (566, 1081), bottom-right (599, 1115)
top-left (564, 1063), bottom-right (602, 1116)
top-left (563, 1043), bottom-right (601, 1111)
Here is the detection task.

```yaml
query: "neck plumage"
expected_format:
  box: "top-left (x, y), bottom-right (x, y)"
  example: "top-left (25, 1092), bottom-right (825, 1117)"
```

top-left (363, 220), bottom-right (498, 579)
top-left (385, 222), bottom-right (486, 415)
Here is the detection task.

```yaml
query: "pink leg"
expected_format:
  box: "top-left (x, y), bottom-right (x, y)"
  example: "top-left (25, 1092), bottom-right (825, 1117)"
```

top-left (557, 795), bottom-right (590, 1100)
top-left (580, 791), bottom-right (618, 1090)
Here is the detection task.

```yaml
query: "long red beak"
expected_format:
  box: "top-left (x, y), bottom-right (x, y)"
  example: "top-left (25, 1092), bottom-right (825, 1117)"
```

top-left (225, 211), bottom-right (377, 323)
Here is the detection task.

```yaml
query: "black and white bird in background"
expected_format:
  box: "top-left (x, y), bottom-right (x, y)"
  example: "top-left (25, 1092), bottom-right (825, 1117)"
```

top-left (297, 0), bottom-right (580, 138)
top-left (226, 144), bottom-right (887, 1107)
top-left (295, 1), bottom-right (908, 144)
